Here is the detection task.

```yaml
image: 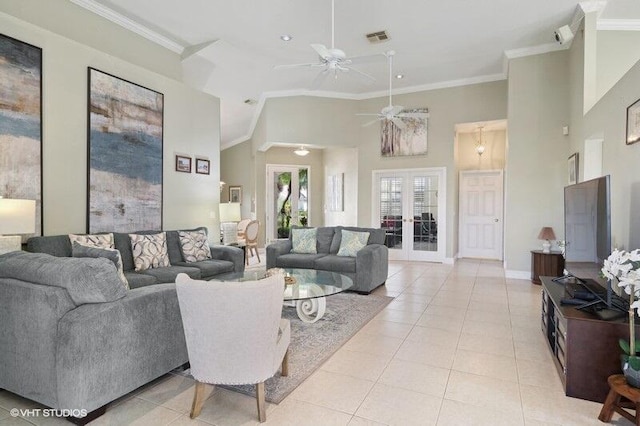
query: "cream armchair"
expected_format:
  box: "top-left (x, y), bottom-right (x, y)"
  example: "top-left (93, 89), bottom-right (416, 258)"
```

top-left (175, 273), bottom-right (290, 422)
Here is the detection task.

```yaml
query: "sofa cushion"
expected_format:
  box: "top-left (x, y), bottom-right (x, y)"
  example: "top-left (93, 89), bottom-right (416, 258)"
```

top-left (178, 229), bottom-right (212, 262)
top-left (0, 251), bottom-right (127, 305)
top-left (291, 228), bottom-right (317, 254)
top-left (337, 230), bottom-right (370, 257)
top-left (139, 265), bottom-right (201, 283)
top-left (124, 272), bottom-right (158, 289)
top-left (129, 232), bottom-right (171, 271)
top-left (314, 255), bottom-right (357, 273)
top-left (72, 242), bottom-right (129, 289)
top-left (173, 259), bottom-right (235, 278)
top-left (276, 253), bottom-right (327, 269)
top-left (68, 233), bottom-right (115, 249)
top-left (27, 234), bottom-right (73, 257)
top-left (330, 226), bottom-right (385, 253)
top-left (290, 226), bottom-right (335, 254)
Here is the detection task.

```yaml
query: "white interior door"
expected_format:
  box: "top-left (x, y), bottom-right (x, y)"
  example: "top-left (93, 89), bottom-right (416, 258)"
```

top-left (373, 168), bottom-right (446, 262)
top-left (458, 170), bottom-right (504, 260)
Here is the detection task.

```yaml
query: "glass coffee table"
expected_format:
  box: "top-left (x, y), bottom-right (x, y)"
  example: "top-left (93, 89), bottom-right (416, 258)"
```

top-left (213, 268), bottom-right (353, 323)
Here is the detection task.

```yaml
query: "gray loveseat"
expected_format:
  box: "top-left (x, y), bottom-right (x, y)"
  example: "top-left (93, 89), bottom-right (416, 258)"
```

top-left (0, 227), bottom-right (243, 421)
top-left (26, 227), bottom-right (244, 288)
top-left (266, 226), bottom-right (388, 293)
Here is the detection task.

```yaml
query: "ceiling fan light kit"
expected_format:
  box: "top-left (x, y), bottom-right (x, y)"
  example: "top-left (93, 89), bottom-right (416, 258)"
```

top-left (294, 146), bottom-right (310, 156)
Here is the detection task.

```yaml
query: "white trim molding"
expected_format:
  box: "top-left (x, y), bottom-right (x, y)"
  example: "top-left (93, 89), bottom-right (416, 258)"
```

top-left (70, 0), bottom-right (184, 53)
top-left (597, 19), bottom-right (640, 31)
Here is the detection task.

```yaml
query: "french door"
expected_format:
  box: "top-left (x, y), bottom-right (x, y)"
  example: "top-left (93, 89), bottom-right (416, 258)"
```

top-left (266, 165), bottom-right (310, 243)
top-left (458, 170), bottom-right (504, 260)
top-left (373, 168), bottom-right (446, 262)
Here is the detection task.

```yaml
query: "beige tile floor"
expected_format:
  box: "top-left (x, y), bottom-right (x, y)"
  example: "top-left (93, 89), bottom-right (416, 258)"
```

top-left (0, 255), bottom-right (633, 426)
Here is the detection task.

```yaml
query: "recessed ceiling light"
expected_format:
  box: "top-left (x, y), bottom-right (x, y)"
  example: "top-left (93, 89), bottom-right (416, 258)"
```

top-left (280, 35), bottom-right (292, 41)
top-left (395, 74), bottom-right (404, 79)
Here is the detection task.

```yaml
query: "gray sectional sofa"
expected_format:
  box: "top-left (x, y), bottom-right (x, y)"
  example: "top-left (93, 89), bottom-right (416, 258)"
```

top-left (266, 226), bottom-right (388, 293)
top-left (0, 227), bottom-right (243, 422)
top-left (26, 227), bottom-right (244, 287)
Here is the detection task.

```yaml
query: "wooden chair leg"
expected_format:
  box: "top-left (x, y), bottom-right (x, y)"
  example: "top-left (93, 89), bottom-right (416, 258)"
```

top-left (256, 381), bottom-right (266, 422)
top-left (245, 246), bottom-right (249, 265)
top-left (190, 381), bottom-right (208, 419)
top-left (255, 246), bottom-right (261, 263)
top-left (281, 349), bottom-right (289, 377)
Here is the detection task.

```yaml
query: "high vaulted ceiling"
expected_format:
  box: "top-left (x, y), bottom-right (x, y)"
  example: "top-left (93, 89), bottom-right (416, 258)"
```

top-left (73, 0), bottom-right (640, 147)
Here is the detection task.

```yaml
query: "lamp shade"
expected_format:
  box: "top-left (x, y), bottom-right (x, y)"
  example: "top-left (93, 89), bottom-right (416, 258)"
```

top-left (0, 199), bottom-right (36, 235)
top-left (219, 202), bottom-right (241, 222)
top-left (537, 227), bottom-right (556, 240)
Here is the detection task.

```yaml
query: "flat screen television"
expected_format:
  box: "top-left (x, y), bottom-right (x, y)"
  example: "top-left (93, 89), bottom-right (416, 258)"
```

top-left (563, 175), bottom-right (626, 318)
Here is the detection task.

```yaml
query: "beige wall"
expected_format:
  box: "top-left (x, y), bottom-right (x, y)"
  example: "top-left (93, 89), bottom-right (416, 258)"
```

top-left (0, 8), bottom-right (221, 235)
top-left (219, 140), bottom-right (254, 219)
top-left (323, 147), bottom-right (358, 227)
top-left (0, 0), bottom-right (182, 81)
top-left (505, 51), bottom-right (570, 273)
top-left (596, 31), bottom-right (640, 106)
top-left (457, 130), bottom-right (506, 171)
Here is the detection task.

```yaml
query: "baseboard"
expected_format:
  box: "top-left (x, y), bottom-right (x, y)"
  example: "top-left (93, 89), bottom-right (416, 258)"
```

top-left (443, 257), bottom-right (455, 265)
top-left (505, 270), bottom-right (531, 280)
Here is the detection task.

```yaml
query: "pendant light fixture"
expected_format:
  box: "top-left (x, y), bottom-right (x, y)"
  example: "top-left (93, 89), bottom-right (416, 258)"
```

top-left (294, 146), bottom-right (310, 156)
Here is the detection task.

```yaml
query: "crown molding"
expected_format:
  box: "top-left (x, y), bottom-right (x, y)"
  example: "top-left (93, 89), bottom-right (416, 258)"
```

top-left (69, 0), bottom-right (184, 53)
top-left (504, 42), bottom-right (566, 60)
top-left (597, 19), bottom-right (640, 31)
top-left (221, 73), bottom-right (507, 150)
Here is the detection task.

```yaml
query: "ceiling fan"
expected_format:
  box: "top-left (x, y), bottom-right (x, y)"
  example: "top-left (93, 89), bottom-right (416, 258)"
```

top-left (357, 50), bottom-right (429, 130)
top-left (274, 0), bottom-right (383, 89)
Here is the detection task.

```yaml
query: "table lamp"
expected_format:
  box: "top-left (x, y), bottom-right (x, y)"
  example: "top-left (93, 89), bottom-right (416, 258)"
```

top-left (537, 227), bottom-right (556, 253)
top-left (0, 198), bottom-right (36, 254)
top-left (219, 202), bottom-right (241, 245)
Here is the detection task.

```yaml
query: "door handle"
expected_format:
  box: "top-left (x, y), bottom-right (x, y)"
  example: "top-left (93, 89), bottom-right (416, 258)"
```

top-left (494, 219), bottom-right (499, 222)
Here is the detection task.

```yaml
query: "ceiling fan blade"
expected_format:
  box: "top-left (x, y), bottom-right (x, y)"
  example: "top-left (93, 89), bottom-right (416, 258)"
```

top-left (391, 117), bottom-right (406, 130)
top-left (344, 66), bottom-right (376, 85)
top-left (355, 113), bottom-right (382, 117)
top-left (397, 112), bottom-right (430, 119)
top-left (274, 62), bottom-right (318, 70)
top-left (309, 69), bottom-right (330, 90)
top-left (347, 53), bottom-right (387, 65)
top-left (311, 44), bottom-right (331, 60)
top-left (363, 118), bottom-right (382, 127)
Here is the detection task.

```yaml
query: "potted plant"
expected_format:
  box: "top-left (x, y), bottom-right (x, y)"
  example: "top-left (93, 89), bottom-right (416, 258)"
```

top-left (602, 248), bottom-right (640, 387)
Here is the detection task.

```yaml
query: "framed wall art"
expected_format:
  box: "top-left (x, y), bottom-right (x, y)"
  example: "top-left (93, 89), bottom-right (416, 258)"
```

top-left (381, 108), bottom-right (429, 157)
top-left (87, 68), bottom-right (164, 233)
top-left (175, 155), bottom-right (191, 173)
top-left (229, 186), bottom-right (242, 203)
top-left (0, 34), bottom-right (42, 236)
top-left (568, 152), bottom-right (578, 185)
top-left (196, 158), bottom-right (210, 175)
top-left (626, 98), bottom-right (640, 145)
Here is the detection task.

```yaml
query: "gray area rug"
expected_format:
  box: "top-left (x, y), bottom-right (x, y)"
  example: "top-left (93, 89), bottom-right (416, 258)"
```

top-left (221, 292), bottom-right (392, 404)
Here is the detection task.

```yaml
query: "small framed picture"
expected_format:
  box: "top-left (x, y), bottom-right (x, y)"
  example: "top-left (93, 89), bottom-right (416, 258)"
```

top-left (229, 186), bottom-right (242, 203)
top-left (175, 155), bottom-right (191, 173)
top-left (568, 152), bottom-right (578, 185)
top-left (196, 158), bottom-right (210, 175)
top-left (626, 98), bottom-right (640, 145)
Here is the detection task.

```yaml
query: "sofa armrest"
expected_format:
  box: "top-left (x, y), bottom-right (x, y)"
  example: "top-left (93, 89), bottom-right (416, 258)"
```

top-left (355, 244), bottom-right (389, 293)
top-left (55, 284), bottom-right (188, 412)
top-left (210, 245), bottom-right (245, 272)
top-left (266, 240), bottom-right (292, 269)
top-left (0, 278), bottom-right (76, 408)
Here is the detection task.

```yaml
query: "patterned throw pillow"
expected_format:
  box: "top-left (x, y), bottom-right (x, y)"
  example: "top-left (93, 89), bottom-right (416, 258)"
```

top-left (337, 230), bottom-right (370, 257)
top-left (291, 228), bottom-right (317, 254)
top-left (71, 242), bottom-right (129, 289)
top-left (129, 232), bottom-right (171, 271)
top-left (178, 230), bottom-right (212, 262)
top-left (68, 233), bottom-right (115, 249)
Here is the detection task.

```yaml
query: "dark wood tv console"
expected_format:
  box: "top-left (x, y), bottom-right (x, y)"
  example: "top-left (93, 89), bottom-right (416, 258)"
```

top-left (540, 276), bottom-right (638, 403)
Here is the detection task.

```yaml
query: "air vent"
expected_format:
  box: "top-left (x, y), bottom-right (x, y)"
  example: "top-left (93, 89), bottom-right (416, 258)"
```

top-left (366, 31), bottom-right (390, 43)
top-left (243, 99), bottom-right (257, 105)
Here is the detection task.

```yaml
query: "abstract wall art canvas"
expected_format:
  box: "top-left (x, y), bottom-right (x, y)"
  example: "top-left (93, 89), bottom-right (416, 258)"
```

top-left (0, 34), bottom-right (42, 236)
top-left (381, 108), bottom-right (428, 157)
top-left (88, 68), bottom-right (164, 233)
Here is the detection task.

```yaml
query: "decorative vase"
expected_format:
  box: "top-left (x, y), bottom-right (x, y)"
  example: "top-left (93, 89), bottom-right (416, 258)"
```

top-left (622, 357), bottom-right (640, 388)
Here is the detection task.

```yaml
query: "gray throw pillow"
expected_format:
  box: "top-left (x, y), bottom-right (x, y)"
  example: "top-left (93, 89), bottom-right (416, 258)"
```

top-left (72, 242), bottom-right (129, 289)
